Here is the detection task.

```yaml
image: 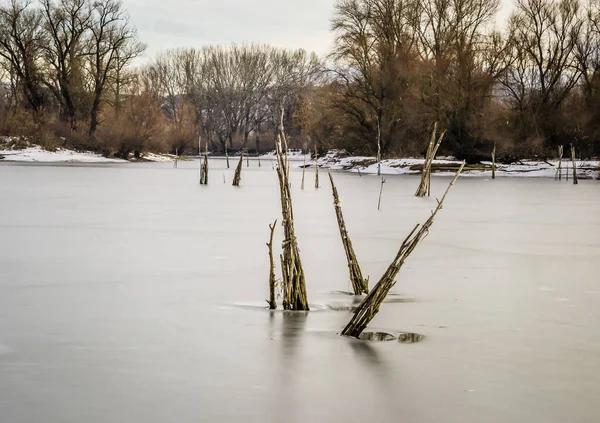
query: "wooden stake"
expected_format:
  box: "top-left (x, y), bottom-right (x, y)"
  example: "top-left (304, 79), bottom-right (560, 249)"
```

top-left (301, 149), bottom-right (307, 190)
top-left (556, 145), bottom-right (564, 181)
top-left (492, 143), bottom-right (496, 180)
top-left (342, 161), bottom-right (466, 338)
top-left (266, 219), bottom-right (278, 310)
top-left (200, 143), bottom-right (209, 185)
top-left (198, 137), bottom-right (202, 184)
top-left (416, 123), bottom-right (445, 197)
top-left (570, 144), bottom-right (578, 185)
top-left (275, 108), bottom-right (309, 311)
top-left (378, 177), bottom-right (386, 211)
top-left (329, 173), bottom-right (369, 295)
top-left (232, 151), bottom-right (243, 186)
top-left (314, 145), bottom-right (319, 189)
top-left (174, 147), bottom-right (178, 168)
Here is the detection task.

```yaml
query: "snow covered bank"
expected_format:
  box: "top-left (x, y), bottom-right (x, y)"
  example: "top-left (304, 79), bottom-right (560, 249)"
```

top-left (0, 145), bottom-right (126, 163)
top-left (303, 150), bottom-right (600, 179)
top-left (0, 138), bottom-right (175, 163)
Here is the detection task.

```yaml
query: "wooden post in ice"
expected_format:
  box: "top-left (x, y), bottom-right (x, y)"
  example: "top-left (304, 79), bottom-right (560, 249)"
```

top-left (570, 144), bottom-right (578, 185)
top-left (200, 143), bottom-right (209, 185)
top-left (492, 143), bottom-right (496, 180)
top-left (266, 219), bottom-right (278, 310)
top-left (173, 148), bottom-right (178, 168)
top-left (329, 173), bottom-right (369, 295)
top-left (314, 146), bottom-right (319, 189)
top-left (555, 145), bottom-right (564, 181)
top-left (301, 149), bottom-right (307, 190)
top-left (378, 177), bottom-right (386, 211)
top-left (225, 146), bottom-right (230, 168)
top-left (342, 161), bottom-right (466, 338)
top-left (275, 109), bottom-right (309, 311)
top-left (232, 151), bottom-right (243, 186)
top-left (416, 123), bottom-right (445, 197)
top-left (198, 136), bottom-right (202, 185)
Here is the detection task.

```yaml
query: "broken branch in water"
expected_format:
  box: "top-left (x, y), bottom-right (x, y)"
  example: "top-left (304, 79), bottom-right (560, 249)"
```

top-left (329, 172), bottom-right (369, 295)
top-left (342, 161), bottom-right (466, 338)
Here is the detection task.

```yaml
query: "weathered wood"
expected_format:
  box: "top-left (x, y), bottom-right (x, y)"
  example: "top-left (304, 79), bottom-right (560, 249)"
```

top-left (267, 219), bottom-right (278, 309)
top-left (232, 151), bottom-right (243, 186)
top-left (225, 146), bottom-right (230, 168)
top-left (173, 147), bottom-right (178, 169)
top-left (301, 149), bottom-right (307, 190)
top-left (329, 173), bottom-right (369, 295)
top-left (200, 143), bottom-right (209, 185)
top-left (556, 145), bottom-right (564, 181)
top-left (275, 109), bottom-right (309, 311)
top-left (416, 123), bottom-right (445, 197)
top-left (314, 146), bottom-right (319, 189)
top-left (342, 161), bottom-right (466, 338)
top-left (570, 144), bottom-right (578, 185)
top-left (492, 143), bottom-right (496, 180)
top-left (378, 177), bottom-right (385, 211)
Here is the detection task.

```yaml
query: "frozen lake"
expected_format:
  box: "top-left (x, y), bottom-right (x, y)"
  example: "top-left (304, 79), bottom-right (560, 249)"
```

top-left (1, 160), bottom-right (599, 423)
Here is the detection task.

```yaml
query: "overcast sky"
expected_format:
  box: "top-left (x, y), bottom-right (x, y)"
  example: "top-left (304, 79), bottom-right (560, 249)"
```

top-left (122, 0), bottom-right (515, 61)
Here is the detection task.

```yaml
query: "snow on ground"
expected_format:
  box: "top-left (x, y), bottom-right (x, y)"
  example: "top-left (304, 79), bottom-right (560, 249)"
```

top-left (259, 149), bottom-right (307, 162)
top-left (139, 152), bottom-right (176, 162)
top-left (0, 145), bottom-right (126, 163)
top-left (299, 150), bottom-right (600, 179)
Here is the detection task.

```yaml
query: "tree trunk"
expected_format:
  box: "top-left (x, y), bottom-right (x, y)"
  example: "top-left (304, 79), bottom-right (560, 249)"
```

top-left (329, 173), bottom-right (369, 295)
top-left (232, 151), bottom-right (243, 186)
top-left (267, 219), bottom-right (278, 309)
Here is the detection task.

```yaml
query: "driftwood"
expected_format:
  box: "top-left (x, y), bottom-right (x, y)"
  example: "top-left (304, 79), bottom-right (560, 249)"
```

top-left (555, 145), bottom-right (564, 181)
top-left (314, 146), bottom-right (319, 189)
top-left (275, 111), bottom-right (309, 311)
top-left (378, 177), bottom-right (386, 211)
top-left (266, 219), bottom-right (278, 309)
top-left (570, 144), bottom-right (578, 185)
top-left (342, 161), bottom-right (466, 338)
top-left (232, 151), bottom-right (243, 186)
top-left (200, 143), bottom-right (209, 185)
top-left (415, 123), bottom-right (445, 197)
top-left (301, 150), bottom-right (307, 190)
top-left (329, 173), bottom-right (369, 295)
top-left (492, 143), bottom-right (496, 180)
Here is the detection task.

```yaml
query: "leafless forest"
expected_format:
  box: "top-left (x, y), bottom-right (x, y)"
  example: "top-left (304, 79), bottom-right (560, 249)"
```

top-left (1, 0), bottom-right (600, 161)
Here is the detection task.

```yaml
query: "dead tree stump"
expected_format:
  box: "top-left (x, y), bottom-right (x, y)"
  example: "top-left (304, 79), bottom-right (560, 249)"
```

top-left (232, 151), bottom-right (243, 186)
top-left (314, 146), bottom-right (319, 189)
top-left (301, 150), bottom-right (307, 190)
top-left (492, 143), bottom-right (496, 180)
top-left (570, 144), bottom-right (578, 185)
top-left (556, 145), bottom-right (564, 181)
top-left (200, 143), bottom-right (209, 185)
top-left (275, 111), bottom-right (309, 311)
top-left (266, 219), bottom-right (278, 309)
top-left (416, 123), bottom-right (445, 197)
top-left (342, 161), bottom-right (466, 338)
top-left (329, 173), bottom-right (369, 295)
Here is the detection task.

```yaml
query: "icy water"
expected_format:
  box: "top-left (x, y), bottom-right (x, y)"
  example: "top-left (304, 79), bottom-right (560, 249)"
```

top-left (0, 160), bottom-right (599, 423)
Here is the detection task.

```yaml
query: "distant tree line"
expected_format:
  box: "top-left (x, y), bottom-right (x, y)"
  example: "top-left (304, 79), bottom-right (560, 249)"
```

top-left (1, 0), bottom-right (599, 160)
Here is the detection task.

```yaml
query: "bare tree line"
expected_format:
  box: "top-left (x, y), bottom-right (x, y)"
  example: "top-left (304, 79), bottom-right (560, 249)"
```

top-left (1, 0), bottom-right (600, 160)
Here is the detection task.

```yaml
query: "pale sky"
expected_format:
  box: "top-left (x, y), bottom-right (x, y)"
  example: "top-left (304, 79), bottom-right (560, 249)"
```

top-left (122, 0), bottom-right (515, 61)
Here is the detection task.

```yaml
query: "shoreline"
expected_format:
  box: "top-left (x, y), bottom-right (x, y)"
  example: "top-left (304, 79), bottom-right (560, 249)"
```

top-left (1, 144), bottom-right (598, 179)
